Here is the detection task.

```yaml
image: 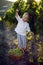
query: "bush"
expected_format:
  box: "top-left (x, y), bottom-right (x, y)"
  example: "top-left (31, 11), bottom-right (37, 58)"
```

top-left (4, 0), bottom-right (43, 34)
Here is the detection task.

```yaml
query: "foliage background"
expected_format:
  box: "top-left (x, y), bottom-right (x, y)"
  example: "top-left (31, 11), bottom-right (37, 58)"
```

top-left (4, 0), bottom-right (43, 35)
top-left (0, 0), bottom-right (43, 63)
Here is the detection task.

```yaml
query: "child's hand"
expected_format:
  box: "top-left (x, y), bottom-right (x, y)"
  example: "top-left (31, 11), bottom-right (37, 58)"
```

top-left (16, 9), bottom-right (19, 13)
top-left (16, 9), bottom-right (19, 16)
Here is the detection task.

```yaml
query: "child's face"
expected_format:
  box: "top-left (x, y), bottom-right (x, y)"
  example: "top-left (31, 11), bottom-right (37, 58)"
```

top-left (22, 13), bottom-right (29, 22)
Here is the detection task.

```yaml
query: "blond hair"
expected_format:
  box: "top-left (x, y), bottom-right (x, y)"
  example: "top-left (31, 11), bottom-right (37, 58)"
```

top-left (23, 12), bottom-right (29, 17)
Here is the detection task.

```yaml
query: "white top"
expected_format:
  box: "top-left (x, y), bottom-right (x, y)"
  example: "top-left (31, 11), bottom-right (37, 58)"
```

top-left (15, 15), bottom-right (31, 36)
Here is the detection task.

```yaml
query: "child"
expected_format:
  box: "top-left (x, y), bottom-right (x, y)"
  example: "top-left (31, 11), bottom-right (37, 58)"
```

top-left (15, 9), bottom-right (31, 51)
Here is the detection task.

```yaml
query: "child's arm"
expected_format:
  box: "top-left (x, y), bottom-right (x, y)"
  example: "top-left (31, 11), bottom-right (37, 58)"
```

top-left (26, 23), bottom-right (34, 35)
top-left (26, 23), bottom-right (31, 32)
top-left (16, 9), bottom-right (19, 16)
top-left (15, 9), bottom-right (21, 22)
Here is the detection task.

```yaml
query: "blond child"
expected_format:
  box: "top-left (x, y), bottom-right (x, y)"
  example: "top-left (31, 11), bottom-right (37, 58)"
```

top-left (15, 9), bottom-right (31, 50)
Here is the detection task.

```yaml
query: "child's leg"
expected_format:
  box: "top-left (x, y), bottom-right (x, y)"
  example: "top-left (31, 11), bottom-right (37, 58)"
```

top-left (17, 34), bottom-right (23, 49)
top-left (21, 35), bottom-right (26, 50)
